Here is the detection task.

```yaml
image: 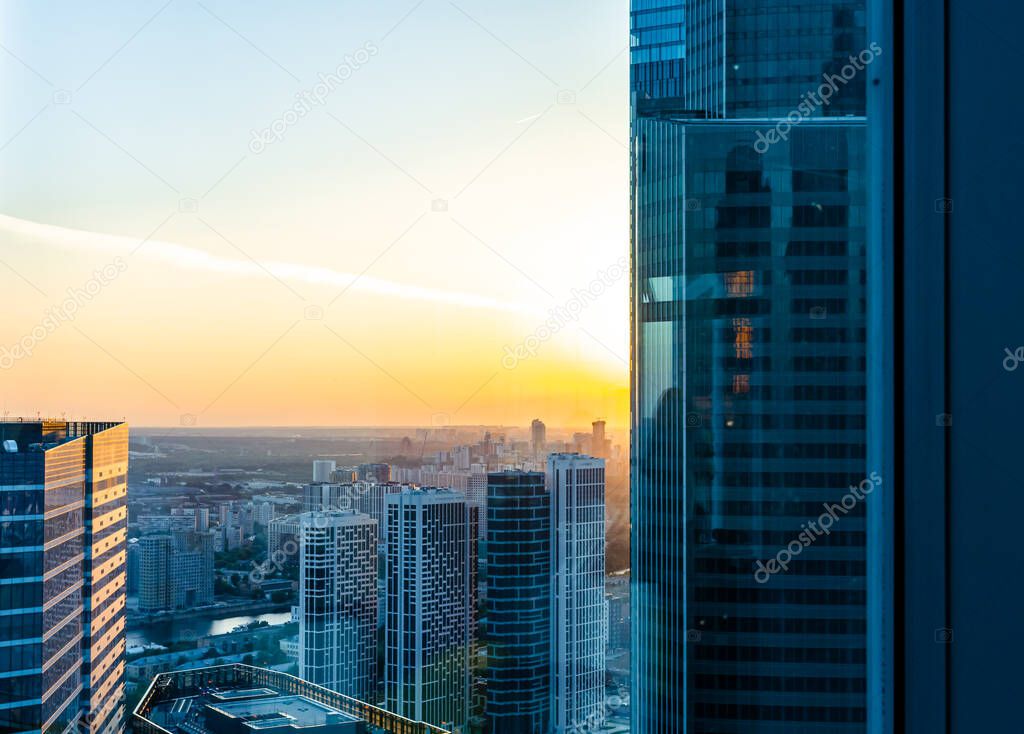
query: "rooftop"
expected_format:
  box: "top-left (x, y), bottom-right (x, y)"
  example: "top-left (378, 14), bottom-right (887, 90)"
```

top-left (209, 695), bottom-right (360, 730)
top-left (133, 664), bottom-right (449, 734)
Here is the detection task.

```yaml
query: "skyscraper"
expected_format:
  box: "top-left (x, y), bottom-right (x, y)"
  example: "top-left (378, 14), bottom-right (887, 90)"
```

top-left (0, 420), bottom-right (128, 734)
top-left (530, 418), bottom-right (546, 459)
top-left (485, 471), bottom-right (551, 733)
top-left (547, 454), bottom-right (607, 734)
top-left (630, 2), bottom-right (870, 731)
top-left (298, 510), bottom-right (378, 700)
top-left (385, 489), bottom-right (477, 733)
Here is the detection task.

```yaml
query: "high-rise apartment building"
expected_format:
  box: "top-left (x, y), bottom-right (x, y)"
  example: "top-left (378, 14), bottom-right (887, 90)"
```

top-left (137, 535), bottom-right (172, 612)
top-left (298, 510), bottom-right (378, 700)
top-left (385, 489), bottom-right (477, 733)
top-left (485, 471), bottom-right (551, 733)
top-left (630, 2), bottom-right (870, 732)
top-left (138, 530), bottom-right (215, 612)
top-left (0, 420), bottom-right (128, 734)
top-left (303, 482), bottom-right (351, 513)
top-left (547, 454), bottom-right (607, 734)
top-left (352, 482), bottom-right (405, 545)
top-left (170, 530), bottom-right (214, 609)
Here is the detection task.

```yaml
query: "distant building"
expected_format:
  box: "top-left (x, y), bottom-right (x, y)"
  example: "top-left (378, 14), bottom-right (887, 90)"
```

top-left (351, 482), bottom-right (405, 545)
top-left (171, 530), bottom-right (215, 608)
top-left (138, 535), bottom-right (172, 612)
top-left (127, 537), bottom-right (141, 594)
top-left (485, 471), bottom-right (551, 733)
top-left (253, 500), bottom-right (276, 527)
top-left (386, 489), bottom-right (477, 733)
top-left (299, 510), bottom-right (378, 700)
top-left (531, 419), bottom-right (546, 458)
top-left (269, 514), bottom-right (302, 557)
top-left (313, 459), bottom-right (337, 483)
top-left (548, 454), bottom-right (608, 734)
top-left (606, 574), bottom-right (630, 651)
top-left (304, 482), bottom-right (353, 513)
top-left (357, 463), bottom-right (391, 483)
top-left (138, 530), bottom-right (215, 612)
top-left (591, 420), bottom-right (611, 459)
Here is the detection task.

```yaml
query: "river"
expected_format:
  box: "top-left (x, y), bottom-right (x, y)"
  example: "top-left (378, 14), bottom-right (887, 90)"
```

top-left (127, 611), bottom-right (293, 647)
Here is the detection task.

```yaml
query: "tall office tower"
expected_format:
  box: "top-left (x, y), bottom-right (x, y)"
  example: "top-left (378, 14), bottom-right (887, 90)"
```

top-left (485, 472), bottom-right (551, 733)
top-left (298, 511), bottom-right (378, 700)
top-left (138, 535), bottom-right (172, 612)
top-left (0, 420), bottom-right (128, 734)
top-left (630, 2), bottom-right (869, 732)
top-left (312, 460), bottom-right (337, 483)
top-left (170, 530), bottom-right (215, 609)
top-left (547, 454), bottom-right (607, 734)
top-left (530, 419), bottom-right (546, 458)
top-left (385, 489), bottom-right (477, 733)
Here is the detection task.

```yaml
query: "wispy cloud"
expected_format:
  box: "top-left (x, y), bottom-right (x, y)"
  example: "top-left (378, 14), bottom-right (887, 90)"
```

top-left (0, 213), bottom-right (542, 315)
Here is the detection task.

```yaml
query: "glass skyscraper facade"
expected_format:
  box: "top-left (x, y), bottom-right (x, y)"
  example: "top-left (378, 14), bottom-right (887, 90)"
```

top-left (484, 471), bottom-right (550, 733)
top-left (631, 2), bottom-right (871, 732)
top-left (0, 420), bottom-right (127, 734)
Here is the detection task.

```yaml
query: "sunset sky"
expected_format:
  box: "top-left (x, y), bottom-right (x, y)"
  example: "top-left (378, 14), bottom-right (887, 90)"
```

top-left (0, 0), bottom-right (628, 428)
